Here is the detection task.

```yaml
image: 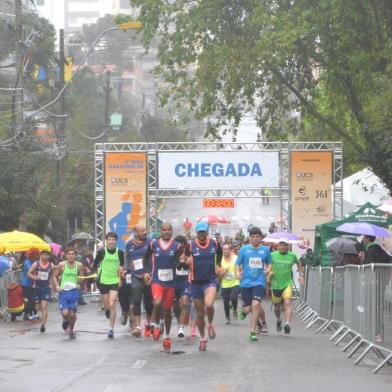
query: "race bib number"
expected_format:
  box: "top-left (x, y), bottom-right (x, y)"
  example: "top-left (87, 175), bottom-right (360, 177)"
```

top-left (176, 268), bottom-right (188, 276)
top-left (249, 257), bottom-right (262, 269)
top-left (225, 272), bottom-right (235, 279)
top-left (125, 274), bottom-right (132, 284)
top-left (133, 258), bottom-right (143, 271)
top-left (63, 282), bottom-right (76, 290)
top-left (158, 269), bottom-right (173, 282)
top-left (37, 271), bottom-right (49, 280)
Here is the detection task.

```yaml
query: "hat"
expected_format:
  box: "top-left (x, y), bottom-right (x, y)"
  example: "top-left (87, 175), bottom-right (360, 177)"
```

top-left (278, 237), bottom-right (289, 244)
top-left (195, 221), bottom-right (209, 232)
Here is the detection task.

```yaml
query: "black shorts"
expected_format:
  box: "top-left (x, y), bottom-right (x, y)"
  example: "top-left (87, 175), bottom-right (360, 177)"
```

top-left (97, 282), bottom-right (119, 294)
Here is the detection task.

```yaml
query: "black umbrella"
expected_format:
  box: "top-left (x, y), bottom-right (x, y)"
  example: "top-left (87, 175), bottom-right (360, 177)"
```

top-left (326, 237), bottom-right (359, 255)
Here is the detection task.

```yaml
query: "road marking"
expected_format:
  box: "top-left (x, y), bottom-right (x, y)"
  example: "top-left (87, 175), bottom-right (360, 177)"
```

top-left (131, 359), bottom-right (146, 369)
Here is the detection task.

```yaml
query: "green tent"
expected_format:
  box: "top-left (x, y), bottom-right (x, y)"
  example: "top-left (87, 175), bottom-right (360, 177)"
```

top-left (314, 202), bottom-right (392, 266)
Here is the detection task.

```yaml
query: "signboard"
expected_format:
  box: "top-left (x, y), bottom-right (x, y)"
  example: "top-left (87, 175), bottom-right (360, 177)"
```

top-left (104, 152), bottom-right (147, 250)
top-left (203, 199), bottom-right (235, 208)
top-left (158, 151), bottom-right (279, 190)
top-left (291, 151), bottom-right (333, 247)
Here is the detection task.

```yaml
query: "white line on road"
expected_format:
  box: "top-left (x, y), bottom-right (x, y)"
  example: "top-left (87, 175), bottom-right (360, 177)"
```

top-left (131, 359), bottom-right (146, 369)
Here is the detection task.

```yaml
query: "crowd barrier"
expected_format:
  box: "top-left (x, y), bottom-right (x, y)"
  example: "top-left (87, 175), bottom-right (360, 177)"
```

top-left (295, 264), bottom-right (392, 374)
top-left (0, 270), bottom-right (19, 321)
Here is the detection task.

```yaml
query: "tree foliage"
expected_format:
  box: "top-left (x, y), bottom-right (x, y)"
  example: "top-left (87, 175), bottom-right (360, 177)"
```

top-left (131, 0), bottom-right (392, 191)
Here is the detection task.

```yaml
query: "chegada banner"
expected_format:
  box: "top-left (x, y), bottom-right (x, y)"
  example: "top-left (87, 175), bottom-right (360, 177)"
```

top-left (158, 151), bottom-right (279, 189)
top-left (104, 152), bottom-right (147, 250)
top-left (291, 151), bottom-right (333, 248)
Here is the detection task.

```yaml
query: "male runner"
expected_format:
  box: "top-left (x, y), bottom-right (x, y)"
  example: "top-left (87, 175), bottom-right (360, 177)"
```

top-left (235, 227), bottom-right (271, 341)
top-left (53, 247), bottom-right (85, 339)
top-left (187, 221), bottom-right (222, 351)
top-left (145, 222), bottom-right (180, 351)
top-left (124, 224), bottom-right (153, 337)
top-left (94, 232), bottom-right (124, 338)
top-left (27, 249), bottom-right (53, 333)
top-left (270, 238), bottom-right (303, 334)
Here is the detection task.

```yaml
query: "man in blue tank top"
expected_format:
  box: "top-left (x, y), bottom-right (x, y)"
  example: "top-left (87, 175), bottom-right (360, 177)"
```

top-left (187, 221), bottom-right (222, 351)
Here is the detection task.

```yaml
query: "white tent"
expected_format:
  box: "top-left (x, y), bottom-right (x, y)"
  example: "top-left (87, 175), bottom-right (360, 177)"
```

top-left (342, 168), bottom-right (390, 207)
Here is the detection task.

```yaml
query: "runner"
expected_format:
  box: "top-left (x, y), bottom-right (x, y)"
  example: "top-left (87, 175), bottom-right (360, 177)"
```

top-left (124, 224), bottom-right (153, 338)
top-left (270, 238), bottom-right (303, 334)
top-left (94, 232), bottom-right (124, 338)
top-left (235, 227), bottom-right (271, 342)
top-left (53, 247), bottom-right (85, 339)
top-left (173, 235), bottom-right (190, 338)
top-left (219, 243), bottom-right (240, 324)
top-left (27, 249), bottom-right (54, 333)
top-left (187, 221), bottom-right (222, 351)
top-left (145, 222), bottom-right (180, 351)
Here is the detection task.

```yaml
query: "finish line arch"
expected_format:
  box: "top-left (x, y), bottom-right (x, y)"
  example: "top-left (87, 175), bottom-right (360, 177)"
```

top-left (95, 142), bottom-right (342, 248)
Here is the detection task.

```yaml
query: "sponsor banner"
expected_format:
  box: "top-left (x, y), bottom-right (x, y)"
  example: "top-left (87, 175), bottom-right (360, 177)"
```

top-left (158, 151), bottom-right (279, 189)
top-left (291, 151), bottom-right (333, 247)
top-left (104, 152), bottom-right (147, 250)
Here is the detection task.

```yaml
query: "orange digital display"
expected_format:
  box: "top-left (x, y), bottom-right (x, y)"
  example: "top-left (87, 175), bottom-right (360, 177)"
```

top-left (202, 199), bottom-right (235, 208)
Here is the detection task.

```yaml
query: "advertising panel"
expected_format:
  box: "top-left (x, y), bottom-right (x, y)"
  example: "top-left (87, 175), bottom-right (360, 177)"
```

top-left (158, 151), bottom-right (279, 190)
top-left (105, 152), bottom-right (147, 250)
top-left (291, 151), bottom-right (333, 247)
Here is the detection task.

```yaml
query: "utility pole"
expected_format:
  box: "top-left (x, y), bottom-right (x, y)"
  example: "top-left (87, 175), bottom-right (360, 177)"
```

top-left (104, 70), bottom-right (111, 139)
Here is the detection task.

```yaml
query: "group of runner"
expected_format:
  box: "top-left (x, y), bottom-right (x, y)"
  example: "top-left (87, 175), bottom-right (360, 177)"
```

top-left (25, 222), bottom-right (304, 351)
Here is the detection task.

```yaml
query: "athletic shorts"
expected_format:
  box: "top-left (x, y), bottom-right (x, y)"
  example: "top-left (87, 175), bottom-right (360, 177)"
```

top-left (97, 282), bottom-right (119, 294)
top-left (271, 285), bottom-right (292, 304)
top-left (240, 286), bottom-right (265, 307)
top-left (33, 287), bottom-right (51, 303)
top-left (175, 280), bottom-right (190, 299)
top-left (190, 279), bottom-right (218, 300)
top-left (59, 289), bottom-right (80, 312)
top-left (151, 283), bottom-right (175, 310)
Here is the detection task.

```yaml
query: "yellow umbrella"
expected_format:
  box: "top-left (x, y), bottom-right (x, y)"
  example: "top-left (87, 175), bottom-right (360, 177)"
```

top-left (0, 230), bottom-right (50, 252)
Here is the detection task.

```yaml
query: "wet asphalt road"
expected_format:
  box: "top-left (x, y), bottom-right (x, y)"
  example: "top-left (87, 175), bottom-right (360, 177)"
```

top-left (0, 297), bottom-right (391, 392)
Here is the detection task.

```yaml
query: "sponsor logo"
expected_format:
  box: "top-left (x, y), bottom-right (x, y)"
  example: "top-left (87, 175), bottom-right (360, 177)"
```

top-left (111, 177), bottom-right (128, 184)
top-left (296, 172), bottom-right (313, 181)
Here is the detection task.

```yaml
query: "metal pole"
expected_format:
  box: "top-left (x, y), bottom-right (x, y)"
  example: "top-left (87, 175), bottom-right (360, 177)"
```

top-left (104, 70), bottom-right (111, 138)
top-left (13, 0), bottom-right (23, 135)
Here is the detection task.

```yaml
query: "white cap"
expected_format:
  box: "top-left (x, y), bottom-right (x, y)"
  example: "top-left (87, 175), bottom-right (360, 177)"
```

top-left (278, 237), bottom-right (289, 244)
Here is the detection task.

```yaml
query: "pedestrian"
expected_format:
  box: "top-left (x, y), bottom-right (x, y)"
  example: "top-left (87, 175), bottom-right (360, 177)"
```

top-left (235, 227), bottom-right (271, 341)
top-left (299, 248), bottom-right (320, 267)
top-left (20, 248), bottom-right (39, 321)
top-left (362, 235), bottom-right (392, 264)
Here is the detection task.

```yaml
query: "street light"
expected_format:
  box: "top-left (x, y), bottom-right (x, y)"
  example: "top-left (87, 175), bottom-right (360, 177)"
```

top-left (25, 21), bottom-right (143, 120)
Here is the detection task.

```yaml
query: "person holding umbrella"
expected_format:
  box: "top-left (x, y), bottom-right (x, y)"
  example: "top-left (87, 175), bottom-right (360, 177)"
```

top-left (362, 235), bottom-right (392, 264)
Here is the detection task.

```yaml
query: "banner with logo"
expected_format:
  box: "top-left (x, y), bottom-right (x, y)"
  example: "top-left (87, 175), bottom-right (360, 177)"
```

top-left (291, 151), bottom-right (333, 247)
top-left (158, 151), bottom-right (279, 189)
top-left (104, 152), bottom-right (147, 250)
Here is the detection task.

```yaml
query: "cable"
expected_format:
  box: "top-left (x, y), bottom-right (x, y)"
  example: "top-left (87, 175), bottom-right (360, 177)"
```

top-left (69, 117), bottom-right (106, 140)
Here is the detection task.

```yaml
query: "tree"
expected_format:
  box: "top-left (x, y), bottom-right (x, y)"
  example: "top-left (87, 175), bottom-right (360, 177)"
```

top-left (130, 0), bottom-right (392, 192)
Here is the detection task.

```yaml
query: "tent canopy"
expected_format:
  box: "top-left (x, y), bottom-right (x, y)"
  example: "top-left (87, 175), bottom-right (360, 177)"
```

top-left (314, 202), bottom-right (392, 266)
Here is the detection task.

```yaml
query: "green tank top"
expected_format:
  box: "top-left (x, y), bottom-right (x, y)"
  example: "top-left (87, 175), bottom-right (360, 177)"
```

top-left (61, 261), bottom-right (79, 291)
top-left (99, 248), bottom-right (120, 285)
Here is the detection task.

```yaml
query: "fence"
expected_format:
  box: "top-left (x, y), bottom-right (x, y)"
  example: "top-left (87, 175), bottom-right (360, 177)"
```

top-left (0, 270), bottom-right (20, 321)
top-left (295, 264), bottom-right (392, 374)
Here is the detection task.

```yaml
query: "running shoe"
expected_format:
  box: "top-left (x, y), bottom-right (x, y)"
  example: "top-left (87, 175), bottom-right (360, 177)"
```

top-left (40, 324), bottom-right (45, 333)
top-left (177, 326), bottom-right (185, 338)
top-left (284, 323), bottom-right (291, 334)
top-left (233, 310), bottom-right (238, 320)
top-left (249, 332), bottom-right (258, 342)
top-left (261, 322), bottom-right (268, 334)
top-left (120, 313), bottom-right (128, 326)
top-left (62, 316), bottom-right (70, 331)
top-left (163, 338), bottom-right (172, 352)
top-left (276, 319), bottom-right (282, 332)
top-left (191, 327), bottom-right (196, 338)
top-left (144, 324), bottom-right (151, 338)
top-left (207, 324), bottom-right (216, 339)
top-left (107, 329), bottom-right (114, 339)
top-left (226, 318), bottom-right (231, 325)
top-left (69, 332), bottom-right (76, 340)
top-left (199, 338), bottom-right (207, 351)
top-left (239, 310), bottom-right (247, 320)
top-left (153, 326), bottom-right (161, 341)
top-left (132, 326), bottom-right (142, 337)
top-left (105, 310), bottom-right (110, 319)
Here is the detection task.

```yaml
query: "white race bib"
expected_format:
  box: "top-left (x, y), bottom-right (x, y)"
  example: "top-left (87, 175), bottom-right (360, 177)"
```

top-left (133, 258), bottom-right (143, 271)
top-left (125, 274), bottom-right (132, 284)
top-left (176, 268), bottom-right (188, 276)
top-left (63, 282), bottom-right (76, 290)
top-left (37, 271), bottom-right (49, 281)
top-left (158, 269), bottom-right (173, 282)
top-left (249, 257), bottom-right (262, 269)
top-left (225, 272), bottom-right (235, 279)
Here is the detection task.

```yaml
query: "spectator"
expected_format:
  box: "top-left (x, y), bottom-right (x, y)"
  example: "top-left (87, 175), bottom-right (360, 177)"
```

top-left (300, 248), bottom-right (320, 267)
top-left (363, 235), bottom-right (392, 264)
top-left (268, 222), bottom-right (277, 234)
top-left (7, 282), bottom-right (25, 321)
top-left (20, 249), bottom-right (39, 320)
top-left (0, 246), bottom-right (11, 277)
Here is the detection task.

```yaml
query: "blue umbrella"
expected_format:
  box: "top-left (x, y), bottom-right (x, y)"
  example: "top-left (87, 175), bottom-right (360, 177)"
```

top-left (0, 256), bottom-right (10, 277)
top-left (336, 222), bottom-right (391, 237)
